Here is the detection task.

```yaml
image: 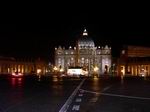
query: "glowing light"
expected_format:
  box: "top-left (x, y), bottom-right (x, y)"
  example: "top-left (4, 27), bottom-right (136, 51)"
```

top-left (142, 74), bottom-right (145, 77)
top-left (60, 68), bottom-right (64, 72)
top-left (67, 69), bottom-right (82, 75)
top-left (122, 50), bottom-right (125, 54)
top-left (82, 70), bottom-right (88, 75)
top-left (140, 69), bottom-right (146, 77)
top-left (12, 72), bottom-right (23, 77)
top-left (53, 66), bottom-right (58, 71)
top-left (83, 28), bottom-right (88, 36)
top-left (67, 67), bottom-right (88, 76)
top-left (121, 69), bottom-right (125, 76)
top-left (37, 69), bottom-right (41, 74)
top-left (94, 66), bottom-right (99, 72)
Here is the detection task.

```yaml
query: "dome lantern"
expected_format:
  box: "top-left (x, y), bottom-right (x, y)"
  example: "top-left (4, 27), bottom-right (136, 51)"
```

top-left (83, 28), bottom-right (88, 36)
top-left (77, 28), bottom-right (95, 49)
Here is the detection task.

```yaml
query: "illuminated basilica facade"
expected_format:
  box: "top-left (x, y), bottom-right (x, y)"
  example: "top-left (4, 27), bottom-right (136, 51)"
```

top-left (54, 28), bottom-right (111, 75)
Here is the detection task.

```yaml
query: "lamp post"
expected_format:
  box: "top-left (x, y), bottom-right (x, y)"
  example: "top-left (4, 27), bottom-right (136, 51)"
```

top-left (37, 69), bottom-right (42, 81)
top-left (37, 69), bottom-right (41, 75)
top-left (93, 66), bottom-right (99, 77)
top-left (53, 66), bottom-right (58, 76)
top-left (59, 68), bottom-right (64, 77)
top-left (59, 68), bottom-right (64, 72)
top-left (53, 66), bottom-right (58, 71)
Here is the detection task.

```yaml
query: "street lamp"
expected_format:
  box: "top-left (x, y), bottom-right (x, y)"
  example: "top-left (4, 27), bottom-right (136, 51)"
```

top-left (94, 66), bottom-right (99, 72)
top-left (37, 69), bottom-right (41, 75)
top-left (93, 66), bottom-right (99, 77)
top-left (53, 66), bottom-right (59, 77)
top-left (59, 68), bottom-right (64, 73)
top-left (53, 66), bottom-right (58, 71)
top-left (37, 69), bottom-right (42, 81)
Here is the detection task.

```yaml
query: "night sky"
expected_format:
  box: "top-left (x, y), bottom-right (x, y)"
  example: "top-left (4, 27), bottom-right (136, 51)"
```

top-left (1, 3), bottom-right (150, 63)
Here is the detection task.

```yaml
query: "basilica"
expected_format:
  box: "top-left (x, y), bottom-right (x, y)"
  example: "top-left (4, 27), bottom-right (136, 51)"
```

top-left (54, 28), bottom-right (111, 76)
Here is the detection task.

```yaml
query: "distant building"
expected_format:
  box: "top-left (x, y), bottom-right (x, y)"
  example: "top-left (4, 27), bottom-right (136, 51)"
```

top-left (54, 28), bottom-right (111, 76)
top-left (0, 56), bottom-right (47, 75)
top-left (117, 45), bottom-right (150, 76)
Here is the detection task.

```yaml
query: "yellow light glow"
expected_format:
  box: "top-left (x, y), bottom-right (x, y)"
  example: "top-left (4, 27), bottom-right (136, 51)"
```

top-left (121, 69), bottom-right (125, 75)
top-left (53, 66), bottom-right (58, 71)
top-left (82, 70), bottom-right (88, 75)
top-left (94, 66), bottom-right (99, 72)
top-left (60, 68), bottom-right (64, 72)
top-left (37, 69), bottom-right (41, 74)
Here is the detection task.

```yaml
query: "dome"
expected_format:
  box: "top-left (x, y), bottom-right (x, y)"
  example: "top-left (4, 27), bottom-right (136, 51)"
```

top-left (78, 37), bottom-right (95, 47)
top-left (77, 28), bottom-right (95, 49)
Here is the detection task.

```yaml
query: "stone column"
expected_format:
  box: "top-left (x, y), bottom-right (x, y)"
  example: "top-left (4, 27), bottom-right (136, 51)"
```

top-left (131, 66), bottom-right (133, 76)
top-left (148, 65), bottom-right (150, 76)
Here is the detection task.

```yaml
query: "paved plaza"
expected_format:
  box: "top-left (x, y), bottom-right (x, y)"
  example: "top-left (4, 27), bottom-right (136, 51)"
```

top-left (0, 75), bottom-right (150, 112)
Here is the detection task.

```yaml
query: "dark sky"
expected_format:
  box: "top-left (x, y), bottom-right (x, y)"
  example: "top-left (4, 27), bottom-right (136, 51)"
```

top-left (1, 3), bottom-right (150, 62)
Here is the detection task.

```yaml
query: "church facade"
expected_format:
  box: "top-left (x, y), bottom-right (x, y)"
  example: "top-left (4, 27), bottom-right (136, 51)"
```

top-left (54, 28), bottom-right (111, 76)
